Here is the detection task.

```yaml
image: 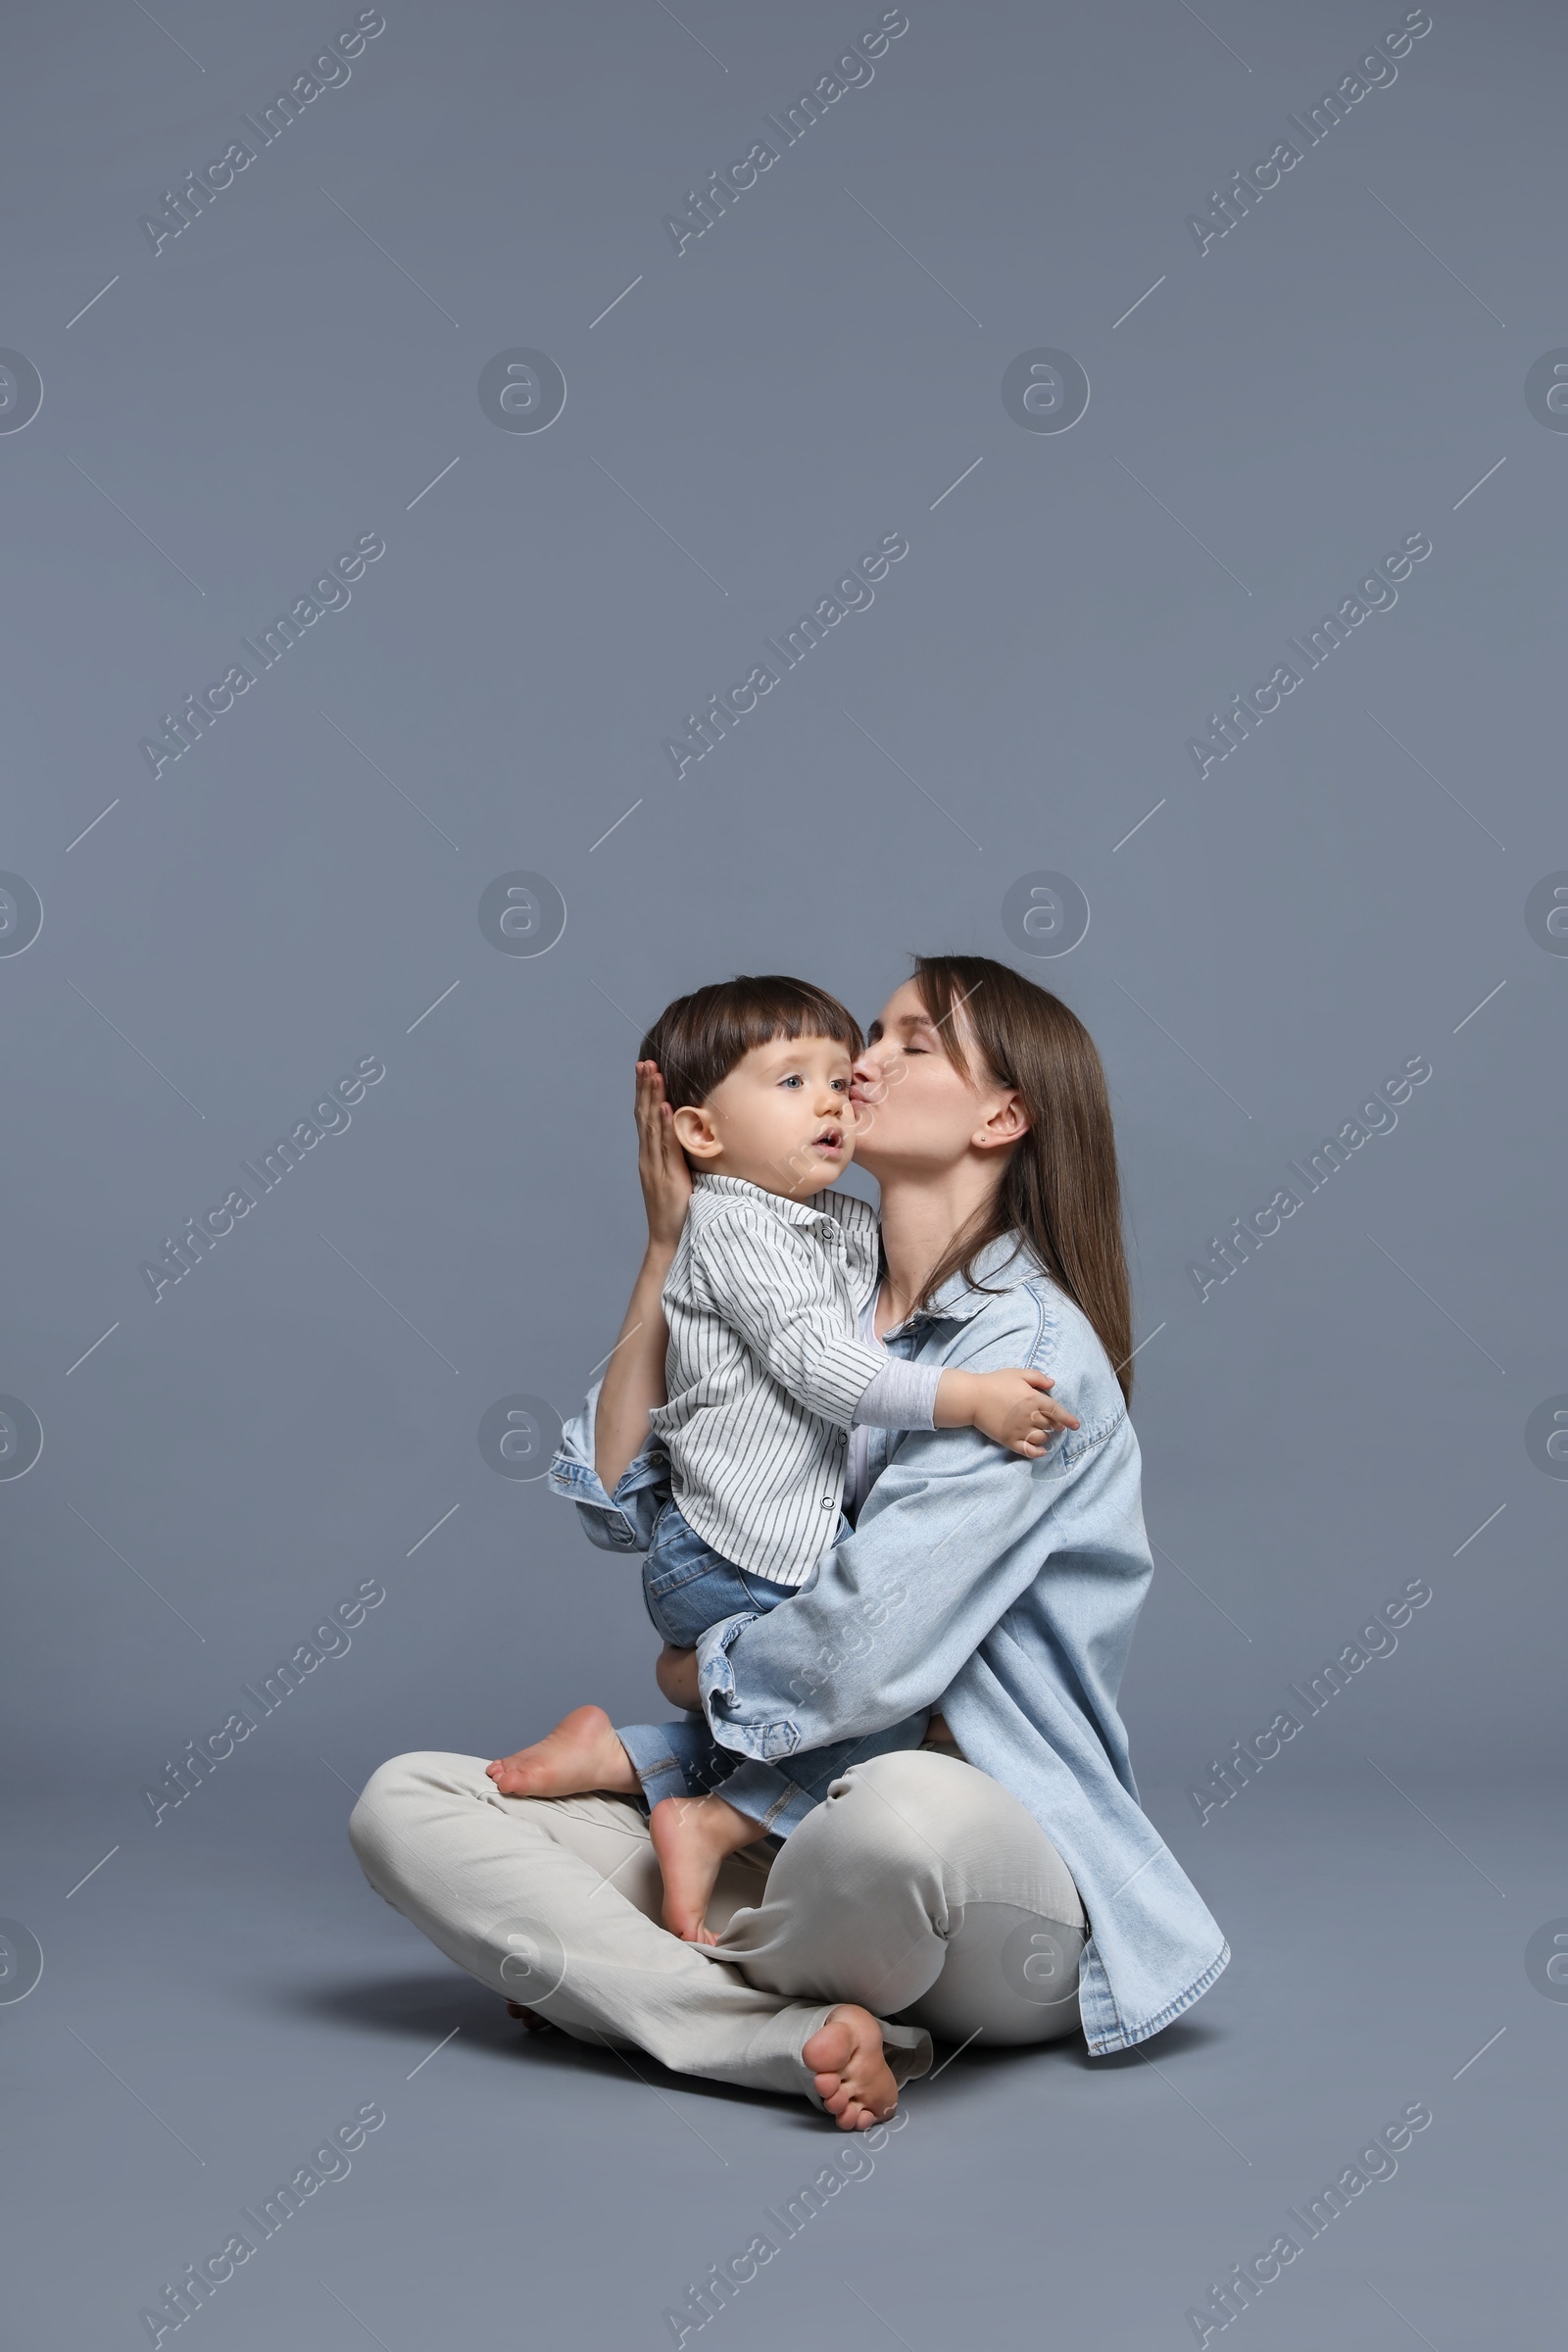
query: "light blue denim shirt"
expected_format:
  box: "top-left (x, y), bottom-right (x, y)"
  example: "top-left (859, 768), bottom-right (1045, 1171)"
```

top-left (550, 1233), bottom-right (1229, 2055)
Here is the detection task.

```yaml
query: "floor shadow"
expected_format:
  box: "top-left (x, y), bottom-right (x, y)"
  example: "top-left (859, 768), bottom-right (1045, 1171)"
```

top-left (280, 1968), bottom-right (819, 2121)
top-left (1076, 2014), bottom-right (1231, 2070)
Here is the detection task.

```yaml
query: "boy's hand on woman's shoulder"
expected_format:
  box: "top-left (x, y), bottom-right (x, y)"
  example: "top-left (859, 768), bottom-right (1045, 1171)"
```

top-left (936, 1367), bottom-right (1080, 1458)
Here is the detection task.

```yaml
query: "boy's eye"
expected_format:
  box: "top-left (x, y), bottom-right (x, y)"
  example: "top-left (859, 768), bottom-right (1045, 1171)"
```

top-left (779, 1073), bottom-right (804, 1088)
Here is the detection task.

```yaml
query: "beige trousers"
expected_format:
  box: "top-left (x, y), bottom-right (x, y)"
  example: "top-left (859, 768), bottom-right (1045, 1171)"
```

top-left (349, 1747), bottom-right (1086, 2106)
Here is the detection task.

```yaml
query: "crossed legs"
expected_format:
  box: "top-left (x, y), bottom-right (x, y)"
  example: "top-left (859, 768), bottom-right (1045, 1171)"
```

top-left (349, 1747), bottom-right (1085, 2127)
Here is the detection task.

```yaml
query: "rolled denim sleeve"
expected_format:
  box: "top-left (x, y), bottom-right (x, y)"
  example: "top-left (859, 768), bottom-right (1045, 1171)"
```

top-left (548, 1379), bottom-right (670, 1554)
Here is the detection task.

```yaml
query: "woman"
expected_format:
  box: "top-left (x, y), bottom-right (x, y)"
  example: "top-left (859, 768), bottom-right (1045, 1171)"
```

top-left (350, 956), bottom-right (1227, 2130)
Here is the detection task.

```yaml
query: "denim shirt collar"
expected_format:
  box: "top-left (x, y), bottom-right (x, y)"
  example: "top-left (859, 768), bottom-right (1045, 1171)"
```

top-left (891, 1232), bottom-right (1043, 1335)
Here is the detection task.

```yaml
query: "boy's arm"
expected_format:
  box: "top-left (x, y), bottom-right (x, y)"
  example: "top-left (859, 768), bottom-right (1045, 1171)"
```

top-left (697, 1209), bottom-right (1081, 1453)
top-left (690, 1207), bottom-right (888, 1425)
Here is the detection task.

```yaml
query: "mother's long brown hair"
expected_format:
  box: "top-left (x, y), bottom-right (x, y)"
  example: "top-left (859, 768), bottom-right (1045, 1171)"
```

top-left (910, 956), bottom-right (1135, 1401)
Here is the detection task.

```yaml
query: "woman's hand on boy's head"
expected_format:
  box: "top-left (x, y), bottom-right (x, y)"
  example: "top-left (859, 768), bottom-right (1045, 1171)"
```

top-left (635, 1059), bottom-right (693, 1251)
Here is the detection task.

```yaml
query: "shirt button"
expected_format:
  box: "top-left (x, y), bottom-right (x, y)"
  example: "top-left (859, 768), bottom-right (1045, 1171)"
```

top-left (821, 1496), bottom-right (834, 1508)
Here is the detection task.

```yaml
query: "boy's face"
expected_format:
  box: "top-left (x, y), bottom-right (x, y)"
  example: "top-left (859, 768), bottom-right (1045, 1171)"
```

top-left (671, 1033), bottom-right (857, 1198)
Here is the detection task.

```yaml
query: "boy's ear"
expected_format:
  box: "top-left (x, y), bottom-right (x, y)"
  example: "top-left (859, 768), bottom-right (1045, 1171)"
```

top-left (671, 1103), bottom-right (722, 1162)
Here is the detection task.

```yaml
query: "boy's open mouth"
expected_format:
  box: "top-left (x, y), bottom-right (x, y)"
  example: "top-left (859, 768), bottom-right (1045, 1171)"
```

top-left (810, 1125), bottom-right (845, 1152)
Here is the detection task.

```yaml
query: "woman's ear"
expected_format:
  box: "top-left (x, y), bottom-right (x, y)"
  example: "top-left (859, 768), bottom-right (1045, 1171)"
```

top-left (973, 1090), bottom-right (1029, 1152)
top-left (672, 1102), bottom-right (722, 1162)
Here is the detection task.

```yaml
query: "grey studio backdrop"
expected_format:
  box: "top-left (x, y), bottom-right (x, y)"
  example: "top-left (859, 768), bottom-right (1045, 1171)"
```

top-left (2, 0), bottom-right (1564, 2346)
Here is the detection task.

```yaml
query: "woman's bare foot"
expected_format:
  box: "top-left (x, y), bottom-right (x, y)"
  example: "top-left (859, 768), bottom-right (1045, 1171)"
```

top-left (648, 1793), bottom-right (761, 1941)
top-left (802, 2008), bottom-right (900, 2132)
top-left (486, 1704), bottom-right (638, 1798)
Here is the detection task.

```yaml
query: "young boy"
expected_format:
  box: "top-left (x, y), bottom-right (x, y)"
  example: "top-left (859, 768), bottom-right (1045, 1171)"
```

top-left (493, 976), bottom-right (1077, 1939)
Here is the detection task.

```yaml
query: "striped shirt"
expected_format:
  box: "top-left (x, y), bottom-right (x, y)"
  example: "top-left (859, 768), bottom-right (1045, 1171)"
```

top-left (651, 1173), bottom-right (940, 1587)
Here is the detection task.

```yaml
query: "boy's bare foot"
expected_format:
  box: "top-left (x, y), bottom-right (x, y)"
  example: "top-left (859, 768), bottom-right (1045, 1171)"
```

top-left (486, 1704), bottom-right (638, 1798)
top-left (802, 2007), bottom-right (900, 2132)
top-left (648, 1793), bottom-right (761, 1942)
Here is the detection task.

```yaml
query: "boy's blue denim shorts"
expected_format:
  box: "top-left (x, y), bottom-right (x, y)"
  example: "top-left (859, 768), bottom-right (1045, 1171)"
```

top-left (622, 1498), bottom-right (929, 1838)
top-left (641, 1501), bottom-right (803, 1649)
